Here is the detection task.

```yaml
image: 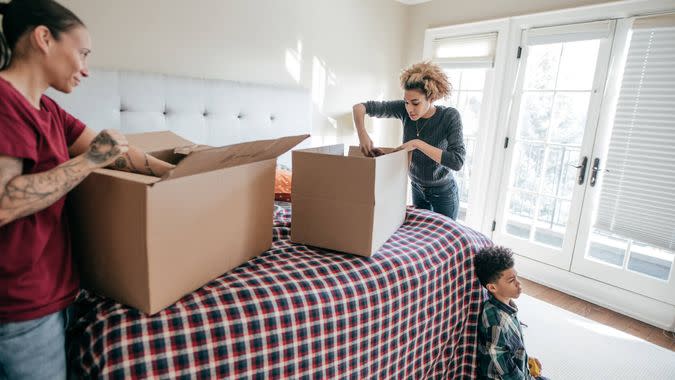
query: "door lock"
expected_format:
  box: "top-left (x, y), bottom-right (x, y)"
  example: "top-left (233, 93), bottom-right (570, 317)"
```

top-left (571, 156), bottom-right (589, 185)
top-left (590, 157), bottom-right (609, 187)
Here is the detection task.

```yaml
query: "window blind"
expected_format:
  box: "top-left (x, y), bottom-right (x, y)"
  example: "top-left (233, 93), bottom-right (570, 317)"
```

top-left (432, 32), bottom-right (497, 69)
top-left (526, 20), bottom-right (612, 45)
top-left (595, 14), bottom-right (675, 251)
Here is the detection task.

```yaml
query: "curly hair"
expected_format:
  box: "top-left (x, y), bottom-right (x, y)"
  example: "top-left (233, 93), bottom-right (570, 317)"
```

top-left (473, 246), bottom-right (515, 287)
top-left (399, 61), bottom-right (452, 102)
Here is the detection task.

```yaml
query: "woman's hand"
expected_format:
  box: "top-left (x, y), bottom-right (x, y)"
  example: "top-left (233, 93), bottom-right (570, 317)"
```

top-left (396, 139), bottom-right (444, 164)
top-left (395, 139), bottom-right (421, 152)
top-left (359, 133), bottom-right (380, 157)
top-left (353, 103), bottom-right (383, 157)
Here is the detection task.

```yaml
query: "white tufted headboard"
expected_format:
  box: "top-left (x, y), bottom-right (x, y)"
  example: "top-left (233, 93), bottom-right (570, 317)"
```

top-left (46, 69), bottom-right (312, 167)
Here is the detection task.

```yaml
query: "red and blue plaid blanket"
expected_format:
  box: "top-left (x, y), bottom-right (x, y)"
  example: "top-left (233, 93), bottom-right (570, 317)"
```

top-left (68, 204), bottom-right (491, 379)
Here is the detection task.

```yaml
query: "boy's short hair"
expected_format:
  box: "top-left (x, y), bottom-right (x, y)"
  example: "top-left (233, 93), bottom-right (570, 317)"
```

top-left (474, 246), bottom-right (515, 287)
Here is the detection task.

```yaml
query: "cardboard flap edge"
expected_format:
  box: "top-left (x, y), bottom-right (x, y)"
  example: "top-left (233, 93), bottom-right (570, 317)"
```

top-left (126, 131), bottom-right (194, 153)
top-left (163, 134), bottom-right (308, 180)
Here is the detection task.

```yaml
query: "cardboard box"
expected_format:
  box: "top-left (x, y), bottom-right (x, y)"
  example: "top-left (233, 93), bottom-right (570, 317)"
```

top-left (291, 145), bottom-right (408, 256)
top-left (69, 131), bottom-right (308, 314)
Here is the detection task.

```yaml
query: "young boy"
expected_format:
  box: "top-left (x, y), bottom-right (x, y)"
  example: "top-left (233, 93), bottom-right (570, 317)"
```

top-left (474, 246), bottom-right (549, 380)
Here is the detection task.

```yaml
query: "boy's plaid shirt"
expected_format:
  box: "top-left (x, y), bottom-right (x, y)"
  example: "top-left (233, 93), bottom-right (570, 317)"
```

top-left (477, 294), bottom-right (535, 380)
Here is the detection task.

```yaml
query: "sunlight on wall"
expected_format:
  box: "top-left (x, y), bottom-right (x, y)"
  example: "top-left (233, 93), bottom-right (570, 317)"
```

top-left (311, 56), bottom-right (326, 111)
top-left (311, 56), bottom-right (338, 112)
top-left (371, 91), bottom-right (388, 147)
top-left (285, 40), bottom-right (303, 83)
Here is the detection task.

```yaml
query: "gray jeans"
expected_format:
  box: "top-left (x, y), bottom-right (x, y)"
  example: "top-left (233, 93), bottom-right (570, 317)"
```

top-left (0, 308), bottom-right (71, 380)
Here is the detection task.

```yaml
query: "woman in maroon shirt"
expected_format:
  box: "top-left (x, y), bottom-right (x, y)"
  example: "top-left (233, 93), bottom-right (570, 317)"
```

top-left (0, 1), bottom-right (173, 378)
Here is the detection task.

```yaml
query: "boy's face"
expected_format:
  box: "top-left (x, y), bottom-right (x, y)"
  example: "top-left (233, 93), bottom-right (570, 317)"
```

top-left (487, 268), bottom-right (522, 301)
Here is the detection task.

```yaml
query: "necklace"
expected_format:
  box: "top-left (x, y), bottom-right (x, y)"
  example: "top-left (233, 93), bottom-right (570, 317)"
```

top-left (416, 118), bottom-right (429, 137)
top-left (415, 107), bottom-right (436, 137)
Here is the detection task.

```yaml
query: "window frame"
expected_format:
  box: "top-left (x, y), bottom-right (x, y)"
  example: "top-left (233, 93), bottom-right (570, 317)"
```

top-left (422, 18), bottom-right (510, 230)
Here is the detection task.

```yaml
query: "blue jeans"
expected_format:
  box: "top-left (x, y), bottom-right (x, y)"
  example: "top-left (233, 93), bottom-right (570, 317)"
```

top-left (0, 308), bottom-right (72, 380)
top-left (411, 180), bottom-right (459, 220)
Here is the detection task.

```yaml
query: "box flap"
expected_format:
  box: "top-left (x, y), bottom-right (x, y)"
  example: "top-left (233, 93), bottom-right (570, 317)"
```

top-left (94, 168), bottom-right (163, 185)
top-left (163, 134), bottom-right (309, 180)
top-left (173, 144), bottom-right (211, 156)
top-left (297, 144), bottom-right (344, 156)
top-left (348, 146), bottom-right (399, 158)
top-left (126, 131), bottom-right (194, 153)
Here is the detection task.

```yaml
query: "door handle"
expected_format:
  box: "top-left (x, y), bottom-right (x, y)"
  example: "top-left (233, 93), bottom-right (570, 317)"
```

top-left (570, 156), bottom-right (588, 185)
top-left (590, 157), bottom-right (609, 187)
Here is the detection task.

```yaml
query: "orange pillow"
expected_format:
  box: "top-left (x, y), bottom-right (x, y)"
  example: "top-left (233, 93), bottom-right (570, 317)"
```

top-left (274, 168), bottom-right (292, 202)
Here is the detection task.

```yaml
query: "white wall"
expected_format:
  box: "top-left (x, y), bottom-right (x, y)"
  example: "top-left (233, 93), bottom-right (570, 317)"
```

top-left (58, 0), bottom-right (408, 147)
top-left (404, 0), bottom-right (618, 66)
top-left (52, 0), bottom-right (623, 147)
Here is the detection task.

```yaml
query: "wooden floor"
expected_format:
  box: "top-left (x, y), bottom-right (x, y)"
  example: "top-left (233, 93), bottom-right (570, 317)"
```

top-left (520, 278), bottom-right (675, 352)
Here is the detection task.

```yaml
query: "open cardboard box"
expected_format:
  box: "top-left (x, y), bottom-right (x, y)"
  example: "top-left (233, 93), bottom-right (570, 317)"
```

top-left (69, 131), bottom-right (308, 314)
top-left (291, 145), bottom-right (409, 256)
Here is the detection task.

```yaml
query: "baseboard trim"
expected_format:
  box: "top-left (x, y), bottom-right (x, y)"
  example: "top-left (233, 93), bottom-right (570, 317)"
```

top-left (515, 255), bottom-right (675, 331)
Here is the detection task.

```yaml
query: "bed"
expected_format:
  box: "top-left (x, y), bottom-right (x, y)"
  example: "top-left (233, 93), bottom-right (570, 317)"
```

top-left (48, 69), bottom-right (492, 379)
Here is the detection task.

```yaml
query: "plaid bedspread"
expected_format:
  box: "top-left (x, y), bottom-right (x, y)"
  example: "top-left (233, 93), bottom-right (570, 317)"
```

top-left (68, 204), bottom-right (491, 379)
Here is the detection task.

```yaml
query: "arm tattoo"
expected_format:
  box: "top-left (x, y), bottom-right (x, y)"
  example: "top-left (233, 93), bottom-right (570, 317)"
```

top-left (86, 130), bottom-right (122, 165)
top-left (0, 157), bottom-right (92, 226)
top-left (111, 153), bottom-right (139, 172)
top-left (113, 156), bottom-right (128, 170)
top-left (109, 151), bottom-right (155, 176)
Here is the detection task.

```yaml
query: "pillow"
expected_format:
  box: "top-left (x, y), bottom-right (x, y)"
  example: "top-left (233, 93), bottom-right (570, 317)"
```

top-left (275, 167), bottom-right (292, 202)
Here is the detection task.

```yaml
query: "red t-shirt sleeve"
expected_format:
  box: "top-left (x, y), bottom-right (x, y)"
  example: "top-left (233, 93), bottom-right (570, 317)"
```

top-left (61, 109), bottom-right (86, 147)
top-left (0, 110), bottom-right (38, 163)
top-left (43, 95), bottom-right (86, 147)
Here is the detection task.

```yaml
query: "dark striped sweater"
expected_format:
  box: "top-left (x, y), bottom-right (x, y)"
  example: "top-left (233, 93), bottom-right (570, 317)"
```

top-left (364, 100), bottom-right (465, 187)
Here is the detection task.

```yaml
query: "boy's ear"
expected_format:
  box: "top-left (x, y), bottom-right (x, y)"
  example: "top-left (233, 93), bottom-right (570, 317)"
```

top-left (486, 283), bottom-right (497, 293)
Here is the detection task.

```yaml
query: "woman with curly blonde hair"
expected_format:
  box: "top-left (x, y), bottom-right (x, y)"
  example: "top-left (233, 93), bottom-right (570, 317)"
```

top-left (353, 61), bottom-right (465, 219)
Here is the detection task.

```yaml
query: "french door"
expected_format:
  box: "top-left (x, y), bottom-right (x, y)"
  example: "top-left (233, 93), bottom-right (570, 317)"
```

top-left (570, 16), bottom-right (675, 304)
top-left (494, 18), bottom-right (675, 305)
top-left (493, 21), bottom-right (615, 269)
